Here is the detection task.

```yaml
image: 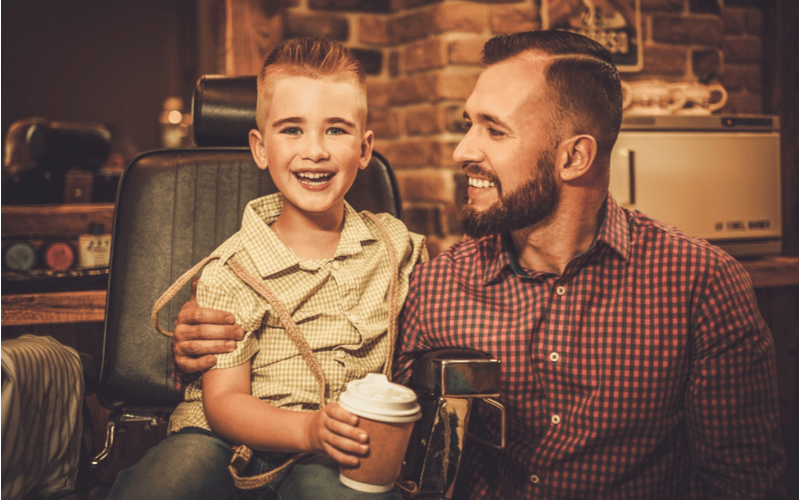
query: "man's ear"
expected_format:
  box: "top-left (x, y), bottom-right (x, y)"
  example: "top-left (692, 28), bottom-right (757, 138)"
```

top-left (557, 135), bottom-right (597, 182)
top-left (359, 130), bottom-right (375, 170)
top-left (249, 129), bottom-right (269, 171)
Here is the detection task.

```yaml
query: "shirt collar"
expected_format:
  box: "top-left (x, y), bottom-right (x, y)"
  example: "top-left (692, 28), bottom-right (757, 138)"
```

top-left (481, 234), bottom-right (513, 284)
top-left (480, 192), bottom-right (631, 284)
top-left (233, 193), bottom-right (376, 278)
top-left (594, 193), bottom-right (630, 261)
top-left (337, 202), bottom-right (377, 257)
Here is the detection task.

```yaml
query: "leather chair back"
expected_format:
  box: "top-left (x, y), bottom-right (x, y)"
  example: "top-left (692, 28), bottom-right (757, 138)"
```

top-left (97, 75), bottom-right (403, 411)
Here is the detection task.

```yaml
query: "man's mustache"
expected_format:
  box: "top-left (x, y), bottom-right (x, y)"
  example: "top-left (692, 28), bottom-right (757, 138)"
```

top-left (462, 163), bottom-right (500, 185)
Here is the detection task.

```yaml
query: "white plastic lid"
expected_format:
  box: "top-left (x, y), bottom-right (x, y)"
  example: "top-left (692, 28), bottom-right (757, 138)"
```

top-left (338, 373), bottom-right (421, 423)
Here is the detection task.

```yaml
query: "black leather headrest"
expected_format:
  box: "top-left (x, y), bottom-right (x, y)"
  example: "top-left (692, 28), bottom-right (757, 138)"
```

top-left (192, 75), bottom-right (257, 147)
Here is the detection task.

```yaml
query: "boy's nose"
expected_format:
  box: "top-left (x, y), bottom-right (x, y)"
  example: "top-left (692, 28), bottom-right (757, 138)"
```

top-left (302, 134), bottom-right (330, 162)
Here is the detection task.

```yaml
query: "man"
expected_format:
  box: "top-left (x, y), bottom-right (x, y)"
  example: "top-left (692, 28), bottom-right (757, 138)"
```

top-left (172, 31), bottom-right (785, 498)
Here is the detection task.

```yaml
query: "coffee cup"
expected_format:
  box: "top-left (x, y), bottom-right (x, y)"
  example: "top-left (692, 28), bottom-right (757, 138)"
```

top-left (621, 80), bottom-right (688, 116)
top-left (671, 82), bottom-right (728, 114)
top-left (337, 373), bottom-right (422, 493)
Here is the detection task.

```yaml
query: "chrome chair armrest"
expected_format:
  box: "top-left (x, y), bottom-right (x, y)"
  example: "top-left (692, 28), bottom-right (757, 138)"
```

top-left (403, 349), bottom-right (505, 499)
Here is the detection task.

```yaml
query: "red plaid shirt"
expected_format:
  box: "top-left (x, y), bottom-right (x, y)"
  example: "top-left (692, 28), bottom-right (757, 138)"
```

top-left (395, 194), bottom-right (784, 499)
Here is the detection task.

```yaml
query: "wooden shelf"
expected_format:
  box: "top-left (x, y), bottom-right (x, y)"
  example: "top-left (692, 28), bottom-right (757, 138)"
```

top-left (740, 255), bottom-right (799, 289)
top-left (1, 290), bottom-right (106, 326)
top-left (1, 204), bottom-right (113, 326)
top-left (0, 256), bottom-right (794, 327)
top-left (0, 204), bottom-right (795, 329)
top-left (2, 203), bottom-right (114, 239)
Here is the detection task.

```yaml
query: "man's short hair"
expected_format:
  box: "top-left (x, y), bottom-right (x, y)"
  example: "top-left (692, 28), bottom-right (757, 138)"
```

top-left (256, 37), bottom-right (367, 132)
top-left (482, 30), bottom-right (623, 159)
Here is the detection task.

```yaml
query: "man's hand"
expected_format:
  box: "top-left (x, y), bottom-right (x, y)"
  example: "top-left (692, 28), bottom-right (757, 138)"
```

top-left (306, 402), bottom-right (369, 467)
top-left (172, 279), bottom-right (245, 378)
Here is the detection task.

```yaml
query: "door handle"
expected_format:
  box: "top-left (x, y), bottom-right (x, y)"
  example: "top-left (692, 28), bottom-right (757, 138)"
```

top-left (627, 149), bottom-right (636, 205)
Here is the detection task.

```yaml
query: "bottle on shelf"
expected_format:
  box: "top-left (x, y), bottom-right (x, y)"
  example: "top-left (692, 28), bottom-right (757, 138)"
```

top-left (77, 222), bottom-right (111, 269)
top-left (159, 97), bottom-right (193, 149)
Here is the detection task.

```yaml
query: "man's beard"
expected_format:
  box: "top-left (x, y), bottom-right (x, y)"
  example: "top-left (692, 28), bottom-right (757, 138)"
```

top-left (460, 150), bottom-right (559, 238)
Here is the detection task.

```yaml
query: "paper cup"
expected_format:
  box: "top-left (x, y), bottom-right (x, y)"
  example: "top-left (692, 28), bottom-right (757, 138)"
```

top-left (338, 373), bottom-right (421, 493)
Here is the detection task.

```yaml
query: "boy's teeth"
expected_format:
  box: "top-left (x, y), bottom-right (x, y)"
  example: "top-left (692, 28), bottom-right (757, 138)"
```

top-left (468, 177), bottom-right (496, 188)
top-left (295, 172), bottom-right (333, 185)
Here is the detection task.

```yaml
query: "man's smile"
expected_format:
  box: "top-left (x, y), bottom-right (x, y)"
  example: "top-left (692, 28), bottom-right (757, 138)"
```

top-left (467, 177), bottom-right (497, 189)
top-left (463, 163), bottom-right (499, 192)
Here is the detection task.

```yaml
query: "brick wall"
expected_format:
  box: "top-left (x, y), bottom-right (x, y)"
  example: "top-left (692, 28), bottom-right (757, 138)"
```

top-left (279, 0), bottom-right (765, 256)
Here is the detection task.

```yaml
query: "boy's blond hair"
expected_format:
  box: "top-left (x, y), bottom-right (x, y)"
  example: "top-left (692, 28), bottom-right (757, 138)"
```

top-left (256, 37), bottom-right (367, 133)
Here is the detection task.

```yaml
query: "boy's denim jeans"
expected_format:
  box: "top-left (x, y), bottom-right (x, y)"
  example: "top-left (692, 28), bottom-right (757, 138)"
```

top-left (107, 427), bottom-right (404, 500)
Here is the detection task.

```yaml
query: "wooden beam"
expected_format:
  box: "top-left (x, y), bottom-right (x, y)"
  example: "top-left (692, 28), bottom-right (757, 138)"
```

top-left (223, 0), bottom-right (283, 76)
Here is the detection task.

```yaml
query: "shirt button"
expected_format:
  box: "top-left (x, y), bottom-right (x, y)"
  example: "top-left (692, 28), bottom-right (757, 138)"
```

top-left (556, 286), bottom-right (566, 296)
top-left (530, 474), bottom-right (540, 484)
top-left (551, 414), bottom-right (561, 425)
top-left (549, 352), bottom-right (560, 363)
top-left (333, 260), bottom-right (341, 270)
top-left (334, 350), bottom-right (346, 360)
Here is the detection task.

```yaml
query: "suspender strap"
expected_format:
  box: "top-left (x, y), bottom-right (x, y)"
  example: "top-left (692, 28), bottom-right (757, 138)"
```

top-left (364, 213), bottom-right (400, 378)
top-left (151, 254), bottom-right (222, 337)
top-left (226, 257), bottom-right (327, 405)
top-left (227, 445), bottom-right (313, 491)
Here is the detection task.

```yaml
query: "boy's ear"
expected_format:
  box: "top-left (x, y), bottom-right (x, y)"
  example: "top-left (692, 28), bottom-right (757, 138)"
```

top-left (249, 129), bottom-right (269, 171)
top-left (359, 130), bottom-right (375, 170)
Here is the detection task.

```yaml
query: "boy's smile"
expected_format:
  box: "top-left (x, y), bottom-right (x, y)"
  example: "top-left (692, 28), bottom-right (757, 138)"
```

top-left (249, 75), bottom-right (374, 224)
top-left (294, 170), bottom-right (335, 188)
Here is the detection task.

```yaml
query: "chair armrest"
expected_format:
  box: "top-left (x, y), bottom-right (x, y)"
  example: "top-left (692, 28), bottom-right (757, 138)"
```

top-left (410, 348), bottom-right (500, 398)
top-left (402, 349), bottom-right (505, 496)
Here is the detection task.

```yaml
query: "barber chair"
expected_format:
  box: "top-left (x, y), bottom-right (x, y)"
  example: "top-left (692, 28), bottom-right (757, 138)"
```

top-left (75, 75), bottom-right (503, 499)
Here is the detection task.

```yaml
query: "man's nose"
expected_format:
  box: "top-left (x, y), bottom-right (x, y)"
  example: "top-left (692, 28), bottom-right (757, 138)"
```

top-left (302, 133), bottom-right (330, 162)
top-left (453, 127), bottom-right (481, 165)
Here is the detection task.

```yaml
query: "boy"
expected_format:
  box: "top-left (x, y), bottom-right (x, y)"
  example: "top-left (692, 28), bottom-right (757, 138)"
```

top-left (108, 37), bottom-right (426, 500)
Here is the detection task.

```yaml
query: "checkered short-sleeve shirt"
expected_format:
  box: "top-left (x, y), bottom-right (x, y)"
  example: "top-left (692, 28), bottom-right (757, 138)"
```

top-left (168, 193), bottom-right (427, 434)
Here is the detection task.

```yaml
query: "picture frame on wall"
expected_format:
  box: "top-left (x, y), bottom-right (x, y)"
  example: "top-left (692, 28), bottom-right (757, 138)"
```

top-left (542, 0), bottom-right (643, 72)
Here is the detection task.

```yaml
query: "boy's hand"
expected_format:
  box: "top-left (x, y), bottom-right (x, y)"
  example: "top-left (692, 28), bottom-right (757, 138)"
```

top-left (306, 402), bottom-right (369, 466)
top-left (172, 279), bottom-right (245, 377)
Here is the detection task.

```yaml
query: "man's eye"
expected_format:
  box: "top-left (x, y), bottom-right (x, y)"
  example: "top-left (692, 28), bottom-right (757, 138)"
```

top-left (462, 121), bottom-right (472, 131)
top-left (326, 127), bottom-right (347, 135)
top-left (488, 128), bottom-right (504, 137)
top-left (281, 127), bottom-right (302, 135)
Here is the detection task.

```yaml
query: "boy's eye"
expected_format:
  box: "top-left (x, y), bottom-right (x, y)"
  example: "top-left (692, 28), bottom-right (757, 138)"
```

top-left (326, 127), bottom-right (347, 135)
top-left (462, 121), bottom-right (472, 131)
top-left (281, 127), bottom-right (302, 135)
